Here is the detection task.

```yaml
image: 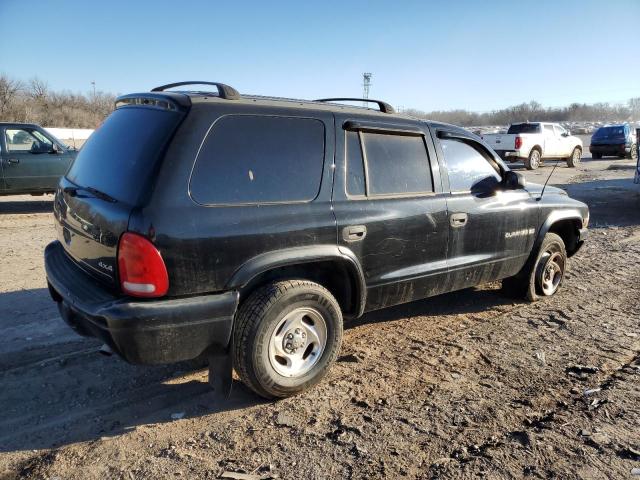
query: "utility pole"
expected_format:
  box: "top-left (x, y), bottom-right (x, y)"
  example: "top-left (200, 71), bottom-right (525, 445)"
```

top-left (362, 73), bottom-right (372, 107)
top-left (91, 81), bottom-right (96, 97)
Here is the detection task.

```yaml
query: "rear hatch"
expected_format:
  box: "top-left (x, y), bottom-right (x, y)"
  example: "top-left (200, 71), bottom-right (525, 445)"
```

top-left (53, 95), bottom-right (188, 288)
top-left (591, 126), bottom-right (626, 145)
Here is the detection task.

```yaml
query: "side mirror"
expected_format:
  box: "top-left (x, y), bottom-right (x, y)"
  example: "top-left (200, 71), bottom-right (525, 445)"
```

top-left (50, 143), bottom-right (61, 154)
top-left (504, 170), bottom-right (526, 190)
top-left (561, 132), bottom-right (569, 137)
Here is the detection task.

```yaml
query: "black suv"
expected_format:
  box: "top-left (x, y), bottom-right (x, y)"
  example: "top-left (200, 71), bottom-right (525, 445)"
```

top-left (45, 81), bottom-right (589, 399)
top-left (589, 123), bottom-right (638, 160)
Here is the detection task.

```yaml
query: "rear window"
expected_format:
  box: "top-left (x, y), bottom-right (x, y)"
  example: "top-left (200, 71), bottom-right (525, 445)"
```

top-left (66, 106), bottom-right (183, 205)
top-left (361, 132), bottom-right (433, 195)
top-left (507, 123), bottom-right (541, 134)
top-left (189, 115), bottom-right (325, 205)
top-left (594, 126), bottom-right (625, 137)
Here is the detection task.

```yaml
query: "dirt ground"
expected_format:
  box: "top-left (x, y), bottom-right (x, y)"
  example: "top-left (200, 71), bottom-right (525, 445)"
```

top-left (1, 148), bottom-right (639, 480)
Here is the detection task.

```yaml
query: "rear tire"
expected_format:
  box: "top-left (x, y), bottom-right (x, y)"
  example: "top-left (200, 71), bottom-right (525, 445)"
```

top-left (566, 147), bottom-right (581, 168)
top-left (627, 144), bottom-right (637, 160)
top-left (233, 280), bottom-right (343, 399)
top-left (525, 148), bottom-right (542, 170)
top-left (502, 233), bottom-right (567, 302)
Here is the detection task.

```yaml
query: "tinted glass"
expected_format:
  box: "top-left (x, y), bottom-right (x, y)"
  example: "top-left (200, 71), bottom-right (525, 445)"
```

top-left (190, 116), bottom-right (325, 205)
top-left (440, 138), bottom-right (501, 192)
top-left (361, 132), bottom-right (432, 195)
top-left (346, 131), bottom-right (365, 195)
top-left (66, 107), bottom-right (183, 205)
top-left (507, 123), bottom-right (541, 134)
top-left (593, 126), bottom-right (625, 138)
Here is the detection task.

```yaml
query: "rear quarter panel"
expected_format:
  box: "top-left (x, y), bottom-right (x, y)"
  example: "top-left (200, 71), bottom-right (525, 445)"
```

top-left (131, 102), bottom-right (338, 297)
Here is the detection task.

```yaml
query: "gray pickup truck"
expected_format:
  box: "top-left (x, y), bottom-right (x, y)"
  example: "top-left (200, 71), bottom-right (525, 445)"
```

top-left (0, 122), bottom-right (77, 195)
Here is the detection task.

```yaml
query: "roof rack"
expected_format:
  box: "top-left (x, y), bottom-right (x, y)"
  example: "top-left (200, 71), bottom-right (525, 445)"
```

top-left (151, 81), bottom-right (240, 100)
top-left (314, 97), bottom-right (395, 114)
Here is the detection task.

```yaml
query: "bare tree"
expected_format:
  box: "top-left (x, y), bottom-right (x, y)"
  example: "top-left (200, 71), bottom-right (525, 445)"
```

top-left (0, 74), bottom-right (24, 116)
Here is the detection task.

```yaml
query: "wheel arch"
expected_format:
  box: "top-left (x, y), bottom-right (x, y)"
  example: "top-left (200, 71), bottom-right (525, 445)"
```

top-left (227, 245), bottom-right (367, 318)
top-left (535, 211), bottom-right (584, 257)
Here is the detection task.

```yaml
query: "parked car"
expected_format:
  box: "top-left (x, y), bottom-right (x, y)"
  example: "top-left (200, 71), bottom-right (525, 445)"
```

top-left (482, 122), bottom-right (583, 170)
top-left (44, 82), bottom-right (589, 399)
top-left (589, 124), bottom-right (638, 160)
top-left (0, 123), bottom-right (78, 195)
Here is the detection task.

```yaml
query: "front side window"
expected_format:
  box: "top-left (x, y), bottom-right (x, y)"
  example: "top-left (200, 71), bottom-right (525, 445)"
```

top-left (440, 138), bottom-right (501, 193)
top-left (544, 125), bottom-right (555, 135)
top-left (5, 128), bottom-right (53, 153)
top-left (554, 125), bottom-right (565, 136)
top-left (190, 115), bottom-right (325, 205)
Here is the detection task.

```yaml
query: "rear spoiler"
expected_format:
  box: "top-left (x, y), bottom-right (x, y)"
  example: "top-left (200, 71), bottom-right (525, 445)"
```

top-left (115, 92), bottom-right (191, 111)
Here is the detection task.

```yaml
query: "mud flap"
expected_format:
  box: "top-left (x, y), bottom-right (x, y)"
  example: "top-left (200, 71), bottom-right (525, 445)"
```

top-left (207, 347), bottom-right (233, 400)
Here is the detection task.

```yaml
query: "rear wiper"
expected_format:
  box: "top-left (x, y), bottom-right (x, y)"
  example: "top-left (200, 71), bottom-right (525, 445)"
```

top-left (63, 185), bottom-right (117, 203)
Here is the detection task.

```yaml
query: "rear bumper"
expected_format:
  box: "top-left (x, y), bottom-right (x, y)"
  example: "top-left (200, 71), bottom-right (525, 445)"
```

top-left (494, 150), bottom-right (522, 161)
top-left (589, 144), bottom-right (628, 156)
top-left (45, 241), bottom-right (239, 365)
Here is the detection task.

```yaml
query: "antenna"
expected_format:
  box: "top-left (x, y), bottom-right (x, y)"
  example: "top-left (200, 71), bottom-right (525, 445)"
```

top-left (362, 73), bottom-right (372, 107)
top-left (537, 159), bottom-right (561, 201)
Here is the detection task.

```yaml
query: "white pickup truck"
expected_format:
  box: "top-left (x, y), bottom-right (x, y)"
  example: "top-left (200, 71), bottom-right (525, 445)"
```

top-left (482, 122), bottom-right (583, 170)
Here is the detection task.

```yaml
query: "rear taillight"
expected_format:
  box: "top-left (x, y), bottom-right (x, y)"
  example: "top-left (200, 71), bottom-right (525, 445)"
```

top-left (118, 232), bottom-right (169, 298)
top-left (514, 136), bottom-right (523, 149)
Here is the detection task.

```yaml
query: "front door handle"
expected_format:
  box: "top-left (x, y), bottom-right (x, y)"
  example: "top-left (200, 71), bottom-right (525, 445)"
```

top-left (6, 158), bottom-right (19, 165)
top-left (450, 213), bottom-right (468, 228)
top-left (343, 225), bottom-right (367, 242)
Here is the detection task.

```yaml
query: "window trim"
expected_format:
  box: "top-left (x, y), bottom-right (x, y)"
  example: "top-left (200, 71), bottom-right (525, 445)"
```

top-left (344, 128), bottom-right (436, 200)
top-left (188, 113), bottom-right (327, 207)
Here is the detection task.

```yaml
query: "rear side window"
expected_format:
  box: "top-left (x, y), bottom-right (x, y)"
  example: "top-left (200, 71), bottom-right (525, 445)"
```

top-left (346, 130), bottom-right (433, 197)
top-left (440, 138), bottom-right (501, 192)
top-left (507, 123), bottom-right (541, 134)
top-left (190, 116), bottom-right (325, 205)
top-left (66, 107), bottom-right (184, 205)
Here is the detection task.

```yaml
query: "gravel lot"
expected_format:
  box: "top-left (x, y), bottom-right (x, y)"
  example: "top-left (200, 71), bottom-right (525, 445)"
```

top-left (1, 147), bottom-right (639, 479)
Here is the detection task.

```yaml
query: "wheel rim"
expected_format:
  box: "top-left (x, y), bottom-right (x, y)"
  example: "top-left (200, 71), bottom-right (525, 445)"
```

top-left (573, 149), bottom-right (581, 163)
top-left (539, 250), bottom-right (565, 296)
top-left (632, 145), bottom-right (638, 160)
top-left (531, 151), bottom-right (540, 168)
top-left (268, 307), bottom-right (327, 378)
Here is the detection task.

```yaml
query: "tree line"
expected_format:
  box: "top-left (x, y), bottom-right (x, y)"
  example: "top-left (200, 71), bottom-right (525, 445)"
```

top-left (0, 74), bottom-right (115, 128)
top-left (1, 74), bottom-right (638, 128)
top-left (403, 99), bottom-right (640, 126)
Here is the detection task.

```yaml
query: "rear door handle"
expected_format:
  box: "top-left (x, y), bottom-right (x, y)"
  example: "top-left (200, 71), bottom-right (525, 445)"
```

top-left (450, 213), bottom-right (468, 228)
top-left (343, 225), bottom-right (367, 242)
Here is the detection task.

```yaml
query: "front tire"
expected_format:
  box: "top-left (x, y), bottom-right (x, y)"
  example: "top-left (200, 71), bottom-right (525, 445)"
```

top-left (628, 144), bottom-right (637, 160)
top-left (525, 149), bottom-right (542, 170)
top-left (502, 233), bottom-right (567, 302)
top-left (566, 147), bottom-right (582, 168)
top-left (233, 280), bottom-right (343, 399)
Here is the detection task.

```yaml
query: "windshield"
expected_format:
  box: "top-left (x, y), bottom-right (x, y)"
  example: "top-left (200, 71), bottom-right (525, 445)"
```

top-left (66, 106), bottom-right (184, 205)
top-left (593, 126), bottom-right (625, 138)
top-left (507, 123), bottom-right (541, 134)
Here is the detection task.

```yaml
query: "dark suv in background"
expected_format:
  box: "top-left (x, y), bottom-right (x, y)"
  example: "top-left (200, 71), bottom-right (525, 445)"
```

top-left (590, 123), bottom-right (638, 160)
top-left (45, 81), bottom-right (589, 399)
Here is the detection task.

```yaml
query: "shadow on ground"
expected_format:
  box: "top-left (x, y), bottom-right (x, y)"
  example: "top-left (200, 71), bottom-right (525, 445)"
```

top-left (559, 178), bottom-right (640, 228)
top-left (0, 199), bottom-right (53, 214)
top-left (0, 284), bottom-right (513, 453)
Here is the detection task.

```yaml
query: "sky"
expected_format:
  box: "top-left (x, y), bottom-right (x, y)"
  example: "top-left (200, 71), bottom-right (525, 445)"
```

top-left (1, 0), bottom-right (638, 112)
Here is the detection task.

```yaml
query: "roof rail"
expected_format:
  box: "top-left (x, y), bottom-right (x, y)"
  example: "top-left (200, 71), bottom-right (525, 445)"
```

top-left (151, 81), bottom-right (240, 100)
top-left (314, 97), bottom-right (395, 114)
